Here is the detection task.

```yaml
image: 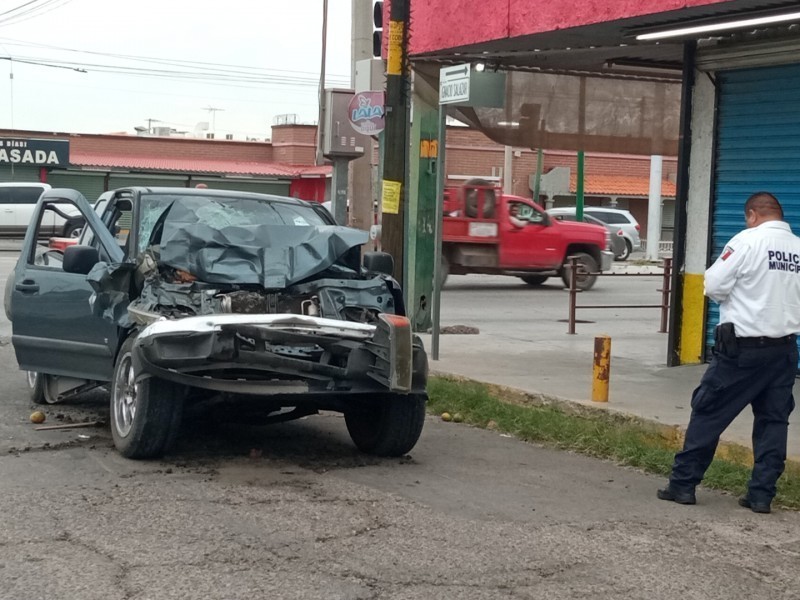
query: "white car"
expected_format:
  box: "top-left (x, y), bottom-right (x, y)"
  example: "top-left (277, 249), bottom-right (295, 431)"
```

top-left (551, 206), bottom-right (641, 256)
top-left (0, 182), bottom-right (84, 238)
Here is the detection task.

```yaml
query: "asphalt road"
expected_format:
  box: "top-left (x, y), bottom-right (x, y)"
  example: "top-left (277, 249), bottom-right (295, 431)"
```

top-left (2, 252), bottom-right (800, 599)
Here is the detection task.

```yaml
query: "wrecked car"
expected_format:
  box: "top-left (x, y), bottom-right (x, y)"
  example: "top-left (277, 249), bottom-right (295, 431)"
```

top-left (6, 188), bottom-right (428, 459)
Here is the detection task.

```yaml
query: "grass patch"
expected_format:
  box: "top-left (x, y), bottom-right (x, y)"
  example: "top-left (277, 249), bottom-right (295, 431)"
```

top-left (428, 376), bottom-right (800, 510)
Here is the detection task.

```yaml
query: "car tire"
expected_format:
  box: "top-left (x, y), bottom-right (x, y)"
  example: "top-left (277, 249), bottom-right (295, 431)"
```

top-left (28, 372), bottom-right (48, 405)
top-left (345, 393), bottom-right (427, 457)
top-left (616, 240), bottom-right (631, 262)
top-left (110, 337), bottom-right (185, 459)
top-left (520, 275), bottom-right (549, 286)
top-left (560, 252), bottom-right (599, 291)
top-left (62, 221), bottom-right (83, 238)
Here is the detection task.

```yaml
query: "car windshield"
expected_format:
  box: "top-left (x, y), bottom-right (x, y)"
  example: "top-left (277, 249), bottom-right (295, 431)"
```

top-left (138, 193), bottom-right (327, 253)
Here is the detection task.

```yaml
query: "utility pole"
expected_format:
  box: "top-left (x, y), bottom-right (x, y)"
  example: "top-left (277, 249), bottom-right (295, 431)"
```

top-left (316, 0), bottom-right (329, 166)
top-left (381, 0), bottom-right (410, 282)
top-left (203, 107), bottom-right (224, 134)
top-left (351, 0), bottom-right (373, 232)
top-left (145, 118), bottom-right (161, 134)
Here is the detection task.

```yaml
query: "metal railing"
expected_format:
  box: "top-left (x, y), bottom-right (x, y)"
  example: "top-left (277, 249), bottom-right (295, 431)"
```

top-left (640, 240), bottom-right (674, 257)
top-left (566, 257), bottom-right (672, 334)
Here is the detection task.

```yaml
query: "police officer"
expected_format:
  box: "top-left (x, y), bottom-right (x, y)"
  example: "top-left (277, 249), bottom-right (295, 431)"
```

top-left (658, 192), bottom-right (800, 513)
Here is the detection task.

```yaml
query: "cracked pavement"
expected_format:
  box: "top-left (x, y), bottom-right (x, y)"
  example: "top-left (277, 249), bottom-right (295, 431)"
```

top-left (2, 338), bottom-right (800, 599)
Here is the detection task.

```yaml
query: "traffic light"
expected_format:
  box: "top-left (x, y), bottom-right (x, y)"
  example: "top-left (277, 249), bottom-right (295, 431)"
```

top-left (372, 1), bottom-right (383, 58)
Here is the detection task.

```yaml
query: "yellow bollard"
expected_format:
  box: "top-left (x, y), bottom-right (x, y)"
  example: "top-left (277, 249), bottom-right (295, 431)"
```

top-left (592, 335), bottom-right (611, 402)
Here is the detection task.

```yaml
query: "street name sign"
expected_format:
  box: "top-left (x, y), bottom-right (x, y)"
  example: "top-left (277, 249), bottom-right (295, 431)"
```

top-left (439, 64), bottom-right (471, 105)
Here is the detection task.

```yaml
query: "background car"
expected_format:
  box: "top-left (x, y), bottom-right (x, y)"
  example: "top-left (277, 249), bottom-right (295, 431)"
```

top-left (548, 206), bottom-right (641, 259)
top-left (0, 182), bottom-right (85, 238)
top-left (547, 208), bottom-right (629, 261)
top-left (582, 207), bottom-right (641, 255)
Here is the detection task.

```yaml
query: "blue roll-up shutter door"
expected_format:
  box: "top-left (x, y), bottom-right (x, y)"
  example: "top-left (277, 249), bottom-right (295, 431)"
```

top-left (707, 62), bottom-right (800, 352)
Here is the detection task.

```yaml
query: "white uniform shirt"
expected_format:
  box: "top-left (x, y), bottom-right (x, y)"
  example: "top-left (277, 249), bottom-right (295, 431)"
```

top-left (705, 220), bottom-right (800, 338)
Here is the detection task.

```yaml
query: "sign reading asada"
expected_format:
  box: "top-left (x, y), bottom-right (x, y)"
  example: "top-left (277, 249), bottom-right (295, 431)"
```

top-left (0, 138), bottom-right (69, 166)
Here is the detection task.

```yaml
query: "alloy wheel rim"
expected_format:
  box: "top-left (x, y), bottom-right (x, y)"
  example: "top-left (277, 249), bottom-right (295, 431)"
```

top-left (113, 353), bottom-right (137, 437)
top-left (27, 371), bottom-right (37, 389)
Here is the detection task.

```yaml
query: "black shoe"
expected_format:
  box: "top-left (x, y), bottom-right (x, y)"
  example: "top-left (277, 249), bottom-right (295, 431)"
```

top-left (657, 486), bottom-right (696, 505)
top-left (738, 496), bottom-right (771, 514)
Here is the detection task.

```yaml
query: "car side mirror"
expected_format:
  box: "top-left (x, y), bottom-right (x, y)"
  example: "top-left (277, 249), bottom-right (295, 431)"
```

top-left (363, 251), bottom-right (394, 276)
top-left (63, 245), bottom-right (100, 275)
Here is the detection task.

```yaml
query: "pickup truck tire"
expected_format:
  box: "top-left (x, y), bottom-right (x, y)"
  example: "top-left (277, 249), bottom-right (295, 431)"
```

top-left (345, 393), bottom-right (427, 456)
top-left (520, 275), bottom-right (549, 286)
top-left (62, 220), bottom-right (83, 238)
top-left (561, 253), bottom-right (598, 291)
top-left (111, 337), bottom-right (185, 459)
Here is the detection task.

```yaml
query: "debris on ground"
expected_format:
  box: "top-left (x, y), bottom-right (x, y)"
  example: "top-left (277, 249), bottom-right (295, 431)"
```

top-left (440, 325), bottom-right (480, 335)
top-left (29, 411), bottom-right (46, 424)
top-left (34, 421), bottom-right (101, 431)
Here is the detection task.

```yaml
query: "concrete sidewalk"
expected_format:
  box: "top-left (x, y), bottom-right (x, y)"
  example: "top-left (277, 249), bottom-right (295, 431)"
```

top-left (423, 259), bottom-right (800, 463)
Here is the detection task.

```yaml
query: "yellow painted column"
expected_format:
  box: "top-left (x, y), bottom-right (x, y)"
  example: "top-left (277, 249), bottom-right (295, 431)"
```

top-left (592, 335), bottom-right (611, 402)
top-left (679, 273), bottom-right (706, 364)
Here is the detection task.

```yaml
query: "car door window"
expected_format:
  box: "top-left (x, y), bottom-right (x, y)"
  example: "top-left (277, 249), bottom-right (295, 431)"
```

top-left (28, 199), bottom-right (115, 269)
top-left (27, 202), bottom-right (74, 269)
top-left (11, 187), bottom-right (45, 204)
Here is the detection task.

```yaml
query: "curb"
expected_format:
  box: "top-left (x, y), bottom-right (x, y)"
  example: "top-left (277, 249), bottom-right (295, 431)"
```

top-left (429, 371), bottom-right (796, 470)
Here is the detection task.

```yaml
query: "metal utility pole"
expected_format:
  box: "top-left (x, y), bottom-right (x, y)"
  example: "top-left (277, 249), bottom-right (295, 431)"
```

top-left (145, 118), bottom-right (161, 134)
top-left (380, 0), bottom-right (410, 282)
top-left (316, 0), bottom-right (329, 166)
top-left (203, 107), bottom-right (224, 134)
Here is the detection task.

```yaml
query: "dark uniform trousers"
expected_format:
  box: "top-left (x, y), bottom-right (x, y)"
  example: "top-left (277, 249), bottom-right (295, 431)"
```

top-left (669, 339), bottom-right (798, 504)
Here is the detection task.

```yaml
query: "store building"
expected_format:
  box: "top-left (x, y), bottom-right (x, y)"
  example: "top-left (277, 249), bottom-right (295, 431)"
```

top-left (404, 0), bottom-right (800, 364)
top-left (0, 124), bottom-right (329, 203)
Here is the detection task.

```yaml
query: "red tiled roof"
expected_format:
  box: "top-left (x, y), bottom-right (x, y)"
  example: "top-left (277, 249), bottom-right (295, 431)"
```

top-left (569, 174), bottom-right (676, 197)
top-left (69, 152), bottom-right (331, 178)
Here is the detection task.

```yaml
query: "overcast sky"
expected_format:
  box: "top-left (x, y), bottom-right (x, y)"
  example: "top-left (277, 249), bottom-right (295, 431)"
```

top-left (0, 0), bottom-right (352, 139)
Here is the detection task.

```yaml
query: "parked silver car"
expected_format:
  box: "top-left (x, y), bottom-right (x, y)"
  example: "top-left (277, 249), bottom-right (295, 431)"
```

top-left (547, 207), bottom-right (641, 258)
top-left (547, 208), bottom-right (630, 261)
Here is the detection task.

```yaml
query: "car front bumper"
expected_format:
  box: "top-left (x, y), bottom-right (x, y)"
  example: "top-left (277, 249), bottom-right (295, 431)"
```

top-left (130, 313), bottom-right (428, 396)
top-left (600, 250), bottom-right (614, 272)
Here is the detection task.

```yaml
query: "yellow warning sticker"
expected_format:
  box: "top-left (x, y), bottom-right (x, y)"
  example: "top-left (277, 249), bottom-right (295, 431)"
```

top-left (387, 20), bottom-right (404, 76)
top-left (382, 179), bottom-right (401, 214)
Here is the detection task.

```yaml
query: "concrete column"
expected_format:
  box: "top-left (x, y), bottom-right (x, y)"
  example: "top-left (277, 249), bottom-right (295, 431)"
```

top-left (350, 0), bottom-right (374, 231)
top-left (503, 146), bottom-right (513, 194)
top-left (331, 158), bottom-right (349, 225)
top-left (645, 155), bottom-right (663, 261)
top-left (679, 70), bottom-right (716, 364)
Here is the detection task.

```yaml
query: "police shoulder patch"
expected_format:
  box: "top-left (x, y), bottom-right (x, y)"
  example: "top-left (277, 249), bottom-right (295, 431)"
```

top-left (721, 246), bottom-right (735, 261)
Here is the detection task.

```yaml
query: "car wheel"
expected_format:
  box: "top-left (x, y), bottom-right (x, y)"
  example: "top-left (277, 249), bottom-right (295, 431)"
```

top-left (616, 240), bottom-right (631, 261)
top-left (561, 252), bottom-right (599, 291)
top-left (111, 337), bottom-right (185, 459)
top-left (520, 274), bottom-right (549, 286)
top-left (345, 393), bottom-right (427, 457)
top-left (63, 221), bottom-right (83, 238)
top-left (28, 372), bottom-right (48, 405)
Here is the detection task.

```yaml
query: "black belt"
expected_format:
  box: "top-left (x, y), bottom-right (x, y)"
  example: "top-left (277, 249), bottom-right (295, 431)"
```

top-left (736, 334), bottom-right (796, 348)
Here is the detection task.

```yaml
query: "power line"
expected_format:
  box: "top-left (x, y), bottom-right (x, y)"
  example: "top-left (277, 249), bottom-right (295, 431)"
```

top-left (0, 0), bottom-right (73, 27)
top-left (0, 37), bottom-right (351, 80)
top-left (0, 54), bottom-right (347, 88)
top-left (0, 0), bottom-right (42, 18)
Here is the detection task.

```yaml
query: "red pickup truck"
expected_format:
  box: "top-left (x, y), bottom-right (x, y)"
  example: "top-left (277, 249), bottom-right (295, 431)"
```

top-left (442, 182), bottom-right (613, 290)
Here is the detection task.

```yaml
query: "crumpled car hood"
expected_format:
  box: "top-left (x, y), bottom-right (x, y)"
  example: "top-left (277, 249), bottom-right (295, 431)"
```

top-left (157, 199), bottom-right (368, 289)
